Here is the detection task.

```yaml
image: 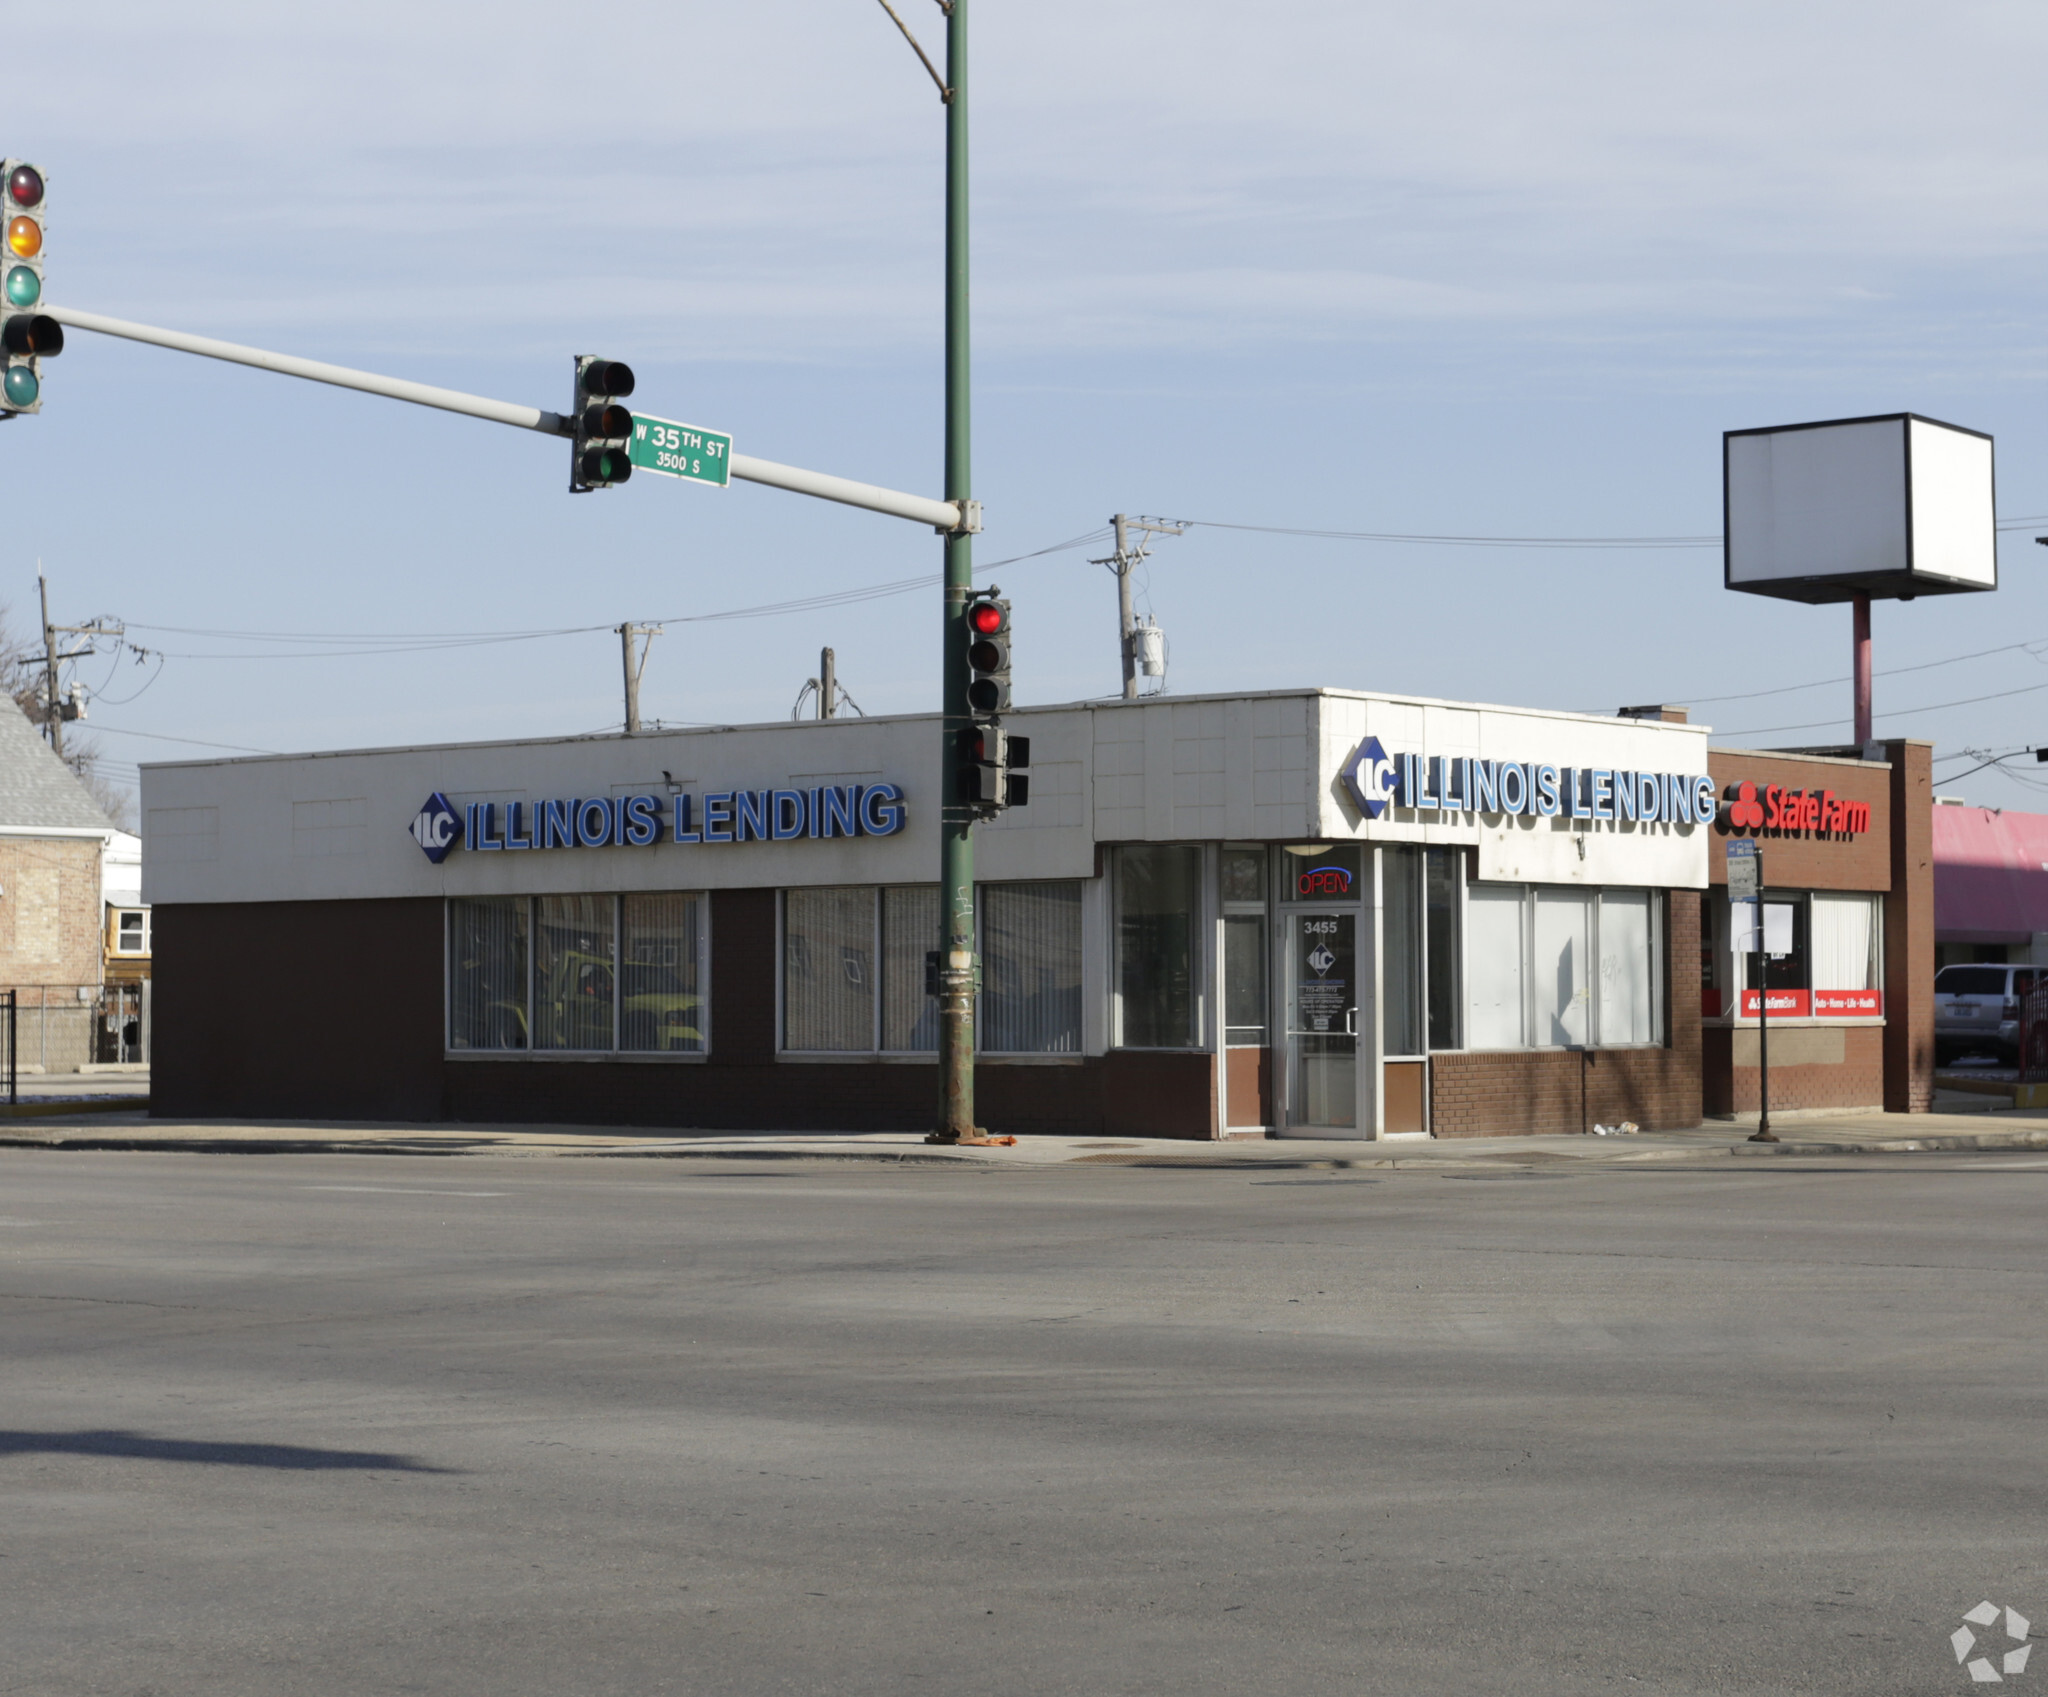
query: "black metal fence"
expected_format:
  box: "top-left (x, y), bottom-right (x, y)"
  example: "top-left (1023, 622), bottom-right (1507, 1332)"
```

top-left (0, 990), bottom-right (17, 1106)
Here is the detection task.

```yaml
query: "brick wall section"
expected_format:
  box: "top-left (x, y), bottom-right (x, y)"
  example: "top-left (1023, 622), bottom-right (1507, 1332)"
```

top-left (1706, 749), bottom-right (1891, 891)
top-left (0, 837), bottom-right (104, 990)
top-left (1702, 1024), bottom-right (1885, 1115)
top-left (1883, 739), bottom-right (1934, 1112)
top-left (1430, 891), bottom-right (1703, 1137)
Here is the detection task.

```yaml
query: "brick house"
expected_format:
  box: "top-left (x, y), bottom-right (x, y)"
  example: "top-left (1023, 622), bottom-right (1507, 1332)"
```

top-left (0, 700), bottom-right (123, 1072)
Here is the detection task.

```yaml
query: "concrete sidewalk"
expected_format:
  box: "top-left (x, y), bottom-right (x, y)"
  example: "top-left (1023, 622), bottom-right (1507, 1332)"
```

top-left (5, 1105), bottom-right (2048, 1167)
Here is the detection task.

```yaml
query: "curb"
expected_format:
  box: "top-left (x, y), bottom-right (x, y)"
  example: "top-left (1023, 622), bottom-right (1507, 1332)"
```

top-left (0, 1098), bottom-right (151, 1120)
top-left (0, 1134), bottom-right (993, 1164)
top-left (4, 1127), bottom-right (2048, 1165)
top-left (1732, 1130), bottom-right (2048, 1156)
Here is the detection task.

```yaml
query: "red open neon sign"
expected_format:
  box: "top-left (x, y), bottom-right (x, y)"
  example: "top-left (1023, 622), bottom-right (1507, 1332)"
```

top-left (1296, 866), bottom-right (1353, 897)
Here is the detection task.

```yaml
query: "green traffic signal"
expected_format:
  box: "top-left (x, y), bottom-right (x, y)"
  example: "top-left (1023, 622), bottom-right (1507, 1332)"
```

top-left (4, 366), bottom-right (38, 406)
top-left (570, 355), bottom-right (635, 492)
top-left (5, 265), bottom-right (37, 306)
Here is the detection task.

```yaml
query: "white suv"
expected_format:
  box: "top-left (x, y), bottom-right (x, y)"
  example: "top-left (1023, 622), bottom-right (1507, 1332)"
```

top-left (1934, 964), bottom-right (2040, 1066)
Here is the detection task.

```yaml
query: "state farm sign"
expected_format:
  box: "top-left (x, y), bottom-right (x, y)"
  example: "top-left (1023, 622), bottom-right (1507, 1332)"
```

top-left (1722, 780), bottom-right (1871, 839)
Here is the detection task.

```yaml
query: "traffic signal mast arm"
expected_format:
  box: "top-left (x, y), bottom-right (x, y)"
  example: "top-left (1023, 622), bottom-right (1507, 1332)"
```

top-left (44, 305), bottom-right (978, 533)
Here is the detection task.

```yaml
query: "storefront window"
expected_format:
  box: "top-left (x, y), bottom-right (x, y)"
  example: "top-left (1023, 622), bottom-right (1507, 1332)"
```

top-left (982, 882), bottom-right (1083, 1053)
top-left (780, 883), bottom-right (1076, 1056)
top-left (784, 887), bottom-right (875, 1051)
top-left (449, 894), bottom-right (710, 1056)
top-left (1465, 883), bottom-right (1525, 1049)
top-left (881, 886), bottom-right (940, 1053)
top-left (1220, 847), bottom-right (1266, 905)
top-left (1425, 848), bottom-right (1460, 1050)
top-left (1534, 889), bottom-right (1594, 1046)
top-left (534, 894), bottom-right (616, 1051)
top-left (1758, 892), bottom-right (1810, 992)
top-left (1811, 893), bottom-right (1880, 991)
top-left (1116, 846), bottom-right (1202, 1048)
top-left (622, 893), bottom-right (704, 1053)
top-left (449, 896), bottom-right (529, 1051)
top-left (1598, 890), bottom-right (1655, 1045)
top-left (1383, 847), bottom-right (1423, 1056)
top-left (1462, 883), bottom-right (1664, 1050)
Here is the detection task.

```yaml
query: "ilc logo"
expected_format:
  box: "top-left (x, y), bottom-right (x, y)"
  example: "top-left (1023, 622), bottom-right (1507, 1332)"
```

top-left (408, 792), bottom-right (462, 864)
top-left (1721, 780), bottom-right (1871, 838)
top-left (1340, 736), bottom-right (1396, 821)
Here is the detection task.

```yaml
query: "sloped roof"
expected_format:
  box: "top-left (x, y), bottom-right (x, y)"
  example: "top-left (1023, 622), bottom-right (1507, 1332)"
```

top-left (1933, 803), bottom-right (2048, 942)
top-left (0, 699), bottom-right (117, 833)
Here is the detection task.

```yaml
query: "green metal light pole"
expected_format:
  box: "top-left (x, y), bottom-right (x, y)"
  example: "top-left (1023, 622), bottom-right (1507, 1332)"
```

top-left (933, 0), bottom-right (978, 1143)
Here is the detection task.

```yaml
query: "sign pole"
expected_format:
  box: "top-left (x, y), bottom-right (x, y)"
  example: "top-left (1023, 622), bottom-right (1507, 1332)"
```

top-left (933, 0), bottom-right (978, 1145)
top-left (1729, 841), bottom-right (1775, 1142)
top-left (1751, 849), bottom-right (1776, 1143)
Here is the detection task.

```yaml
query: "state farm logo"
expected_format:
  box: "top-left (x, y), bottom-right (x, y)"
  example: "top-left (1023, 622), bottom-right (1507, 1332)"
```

top-left (408, 793), bottom-right (462, 864)
top-left (1721, 780), bottom-right (1870, 838)
top-left (1727, 782), bottom-right (1766, 829)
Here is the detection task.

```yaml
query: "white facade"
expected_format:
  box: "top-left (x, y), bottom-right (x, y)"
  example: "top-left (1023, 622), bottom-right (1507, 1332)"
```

top-left (141, 688), bottom-right (1712, 906)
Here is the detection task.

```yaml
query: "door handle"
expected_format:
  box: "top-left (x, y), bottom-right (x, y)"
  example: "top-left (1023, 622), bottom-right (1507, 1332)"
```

top-left (1345, 1006), bottom-right (1358, 1036)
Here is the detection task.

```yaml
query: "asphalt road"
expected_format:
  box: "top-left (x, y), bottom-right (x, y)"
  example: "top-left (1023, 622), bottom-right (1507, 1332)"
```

top-left (3, 1149), bottom-right (2044, 1696)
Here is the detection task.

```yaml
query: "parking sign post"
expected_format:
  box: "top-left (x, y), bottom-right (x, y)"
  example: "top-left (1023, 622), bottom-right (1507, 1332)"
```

top-left (1729, 842), bottom-right (1775, 1142)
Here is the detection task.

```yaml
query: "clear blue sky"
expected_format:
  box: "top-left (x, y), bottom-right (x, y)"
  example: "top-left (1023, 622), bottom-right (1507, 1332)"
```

top-left (16, 1), bottom-right (2048, 809)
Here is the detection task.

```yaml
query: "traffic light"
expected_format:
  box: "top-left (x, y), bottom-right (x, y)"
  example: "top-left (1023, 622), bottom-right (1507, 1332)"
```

top-left (0, 161), bottom-right (59, 415)
top-left (958, 595), bottom-right (1028, 812)
top-left (965, 594), bottom-right (1011, 713)
top-left (957, 724), bottom-right (1030, 809)
top-left (571, 356), bottom-right (635, 491)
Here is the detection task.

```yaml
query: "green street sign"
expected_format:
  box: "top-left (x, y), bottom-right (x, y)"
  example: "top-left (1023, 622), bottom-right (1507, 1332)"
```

top-left (628, 413), bottom-right (732, 487)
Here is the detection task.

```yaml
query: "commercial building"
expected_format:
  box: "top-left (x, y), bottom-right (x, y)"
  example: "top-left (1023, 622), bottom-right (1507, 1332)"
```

top-left (1702, 741), bottom-right (1931, 1117)
top-left (143, 688), bottom-right (1933, 1138)
top-left (1931, 802), bottom-right (2048, 971)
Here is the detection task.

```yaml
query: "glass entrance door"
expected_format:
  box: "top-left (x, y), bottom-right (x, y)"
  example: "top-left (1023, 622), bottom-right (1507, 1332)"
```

top-left (1286, 910), bottom-right (1356, 1130)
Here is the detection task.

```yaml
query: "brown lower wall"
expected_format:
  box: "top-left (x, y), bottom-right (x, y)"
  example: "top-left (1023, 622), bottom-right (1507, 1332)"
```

top-left (1700, 1023), bottom-right (1885, 1115)
top-left (151, 894), bottom-right (1219, 1138)
top-left (1429, 1044), bottom-right (1700, 1137)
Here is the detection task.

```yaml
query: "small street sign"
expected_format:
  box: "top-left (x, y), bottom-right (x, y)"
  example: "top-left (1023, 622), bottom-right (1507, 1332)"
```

top-left (628, 413), bottom-right (732, 487)
top-left (1727, 839), bottom-right (1760, 900)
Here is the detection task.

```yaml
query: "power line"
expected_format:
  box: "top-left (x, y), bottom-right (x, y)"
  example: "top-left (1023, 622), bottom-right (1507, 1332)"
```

top-left (1159, 512), bottom-right (2048, 550)
top-left (87, 724), bottom-right (282, 755)
top-left (118, 529), bottom-right (1113, 660)
top-left (1714, 675), bottom-right (2048, 740)
top-left (1666, 636), bottom-right (2048, 709)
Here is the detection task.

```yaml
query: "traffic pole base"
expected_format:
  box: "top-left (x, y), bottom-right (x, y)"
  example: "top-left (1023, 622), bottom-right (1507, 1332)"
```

top-left (1748, 1128), bottom-right (1779, 1143)
top-left (925, 1130), bottom-right (1017, 1147)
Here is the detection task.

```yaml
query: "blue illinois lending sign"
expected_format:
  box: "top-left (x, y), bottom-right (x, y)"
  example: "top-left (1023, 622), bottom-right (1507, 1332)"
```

top-left (408, 781), bottom-right (907, 863)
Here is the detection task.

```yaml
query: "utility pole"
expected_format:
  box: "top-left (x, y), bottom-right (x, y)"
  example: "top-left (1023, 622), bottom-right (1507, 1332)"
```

top-left (618, 622), bottom-right (660, 735)
top-left (31, 568), bottom-right (117, 760)
top-left (934, 0), bottom-right (982, 1144)
top-left (38, 570), bottom-right (60, 758)
top-left (1096, 514), bottom-right (1185, 700)
top-left (818, 647), bottom-right (836, 720)
top-left (1113, 514), bottom-right (1135, 699)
